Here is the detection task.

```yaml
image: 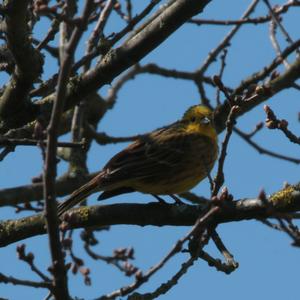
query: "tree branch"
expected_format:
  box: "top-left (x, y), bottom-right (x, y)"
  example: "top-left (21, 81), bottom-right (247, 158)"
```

top-left (0, 272), bottom-right (51, 289)
top-left (5, 0), bottom-right (211, 133)
top-left (43, 2), bottom-right (94, 298)
top-left (1, 183), bottom-right (299, 248)
top-left (214, 53), bottom-right (300, 134)
top-left (0, 172), bottom-right (97, 207)
top-left (0, 0), bottom-right (43, 129)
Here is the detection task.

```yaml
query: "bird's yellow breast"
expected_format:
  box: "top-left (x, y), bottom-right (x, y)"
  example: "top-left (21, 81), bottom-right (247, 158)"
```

top-left (185, 123), bottom-right (217, 141)
top-left (130, 134), bottom-right (218, 195)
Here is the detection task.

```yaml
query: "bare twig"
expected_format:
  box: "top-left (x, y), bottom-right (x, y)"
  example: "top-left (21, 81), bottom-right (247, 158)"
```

top-left (84, 0), bottom-right (115, 71)
top-left (212, 77), bottom-right (238, 196)
top-left (0, 272), bottom-right (51, 289)
top-left (0, 145), bottom-right (15, 161)
top-left (260, 217), bottom-right (300, 246)
top-left (198, 250), bottom-right (236, 274)
top-left (97, 206), bottom-right (220, 299)
top-left (104, 62), bottom-right (215, 108)
top-left (241, 122), bottom-right (264, 138)
top-left (36, 19), bottom-right (60, 51)
top-left (212, 106), bottom-right (235, 196)
top-left (129, 255), bottom-right (197, 300)
top-left (197, 0), bottom-right (259, 74)
top-left (216, 49), bottom-right (228, 105)
top-left (235, 39), bottom-right (300, 94)
top-left (105, 64), bottom-right (141, 107)
top-left (125, 0), bottom-right (133, 22)
top-left (109, 0), bottom-right (161, 46)
top-left (86, 125), bottom-right (139, 145)
top-left (84, 243), bottom-right (138, 276)
top-left (14, 202), bottom-right (43, 213)
top-left (16, 244), bottom-right (51, 282)
top-left (72, 0), bottom-right (160, 72)
top-left (0, 137), bottom-right (86, 148)
top-left (234, 127), bottom-right (300, 164)
top-left (0, 172), bottom-right (97, 207)
top-left (210, 230), bottom-right (238, 269)
top-left (264, 105), bottom-right (300, 145)
top-left (269, 19), bottom-right (290, 69)
top-left (43, 1), bottom-right (94, 298)
top-left (189, 1), bottom-right (300, 26)
top-left (263, 0), bottom-right (300, 55)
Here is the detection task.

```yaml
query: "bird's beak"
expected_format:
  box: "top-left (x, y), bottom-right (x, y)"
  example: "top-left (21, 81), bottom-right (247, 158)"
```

top-left (200, 117), bottom-right (211, 125)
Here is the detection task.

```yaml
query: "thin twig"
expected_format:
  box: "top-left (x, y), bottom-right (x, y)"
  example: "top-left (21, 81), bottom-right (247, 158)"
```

top-left (277, 216), bottom-right (300, 246)
top-left (16, 244), bottom-right (51, 282)
top-left (86, 125), bottom-right (139, 145)
top-left (269, 19), bottom-right (290, 69)
top-left (125, 0), bottom-right (132, 22)
top-left (212, 106), bottom-right (236, 197)
top-left (198, 250), bottom-right (236, 274)
top-left (105, 64), bottom-right (141, 107)
top-left (211, 230), bottom-right (238, 268)
top-left (0, 272), bottom-right (51, 289)
top-left (0, 138), bottom-right (86, 148)
top-left (43, 1), bottom-right (94, 298)
top-left (216, 49), bottom-right (228, 105)
top-left (263, 0), bottom-right (300, 55)
top-left (130, 255), bottom-right (197, 300)
top-left (242, 122), bottom-right (264, 138)
top-left (189, 1), bottom-right (300, 26)
top-left (264, 105), bottom-right (300, 145)
top-left (104, 63), bottom-right (215, 108)
top-left (234, 127), bottom-right (300, 164)
top-left (261, 217), bottom-right (300, 246)
top-left (84, 243), bottom-right (138, 276)
top-left (235, 38), bottom-right (300, 94)
top-left (0, 145), bottom-right (15, 161)
top-left (212, 77), bottom-right (238, 196)
top-left (197, 0), bottom-right (259, 74)
top-left (109, 0), bottom-right (161, 46)
top-left (36, 19), bottom-right (60, 51)
top-left (196, 80), bottom-right (213, 108)
top-left (72, 0), bottom-right (160, 72)
top-left (97, 206), bottom-right (220, 299)
top-left (84, 0), bottom-right (115, 71)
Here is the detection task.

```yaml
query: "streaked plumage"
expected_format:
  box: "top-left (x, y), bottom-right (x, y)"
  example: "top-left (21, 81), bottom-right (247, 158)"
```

top-left (57, 105), bottom-right (218, 216)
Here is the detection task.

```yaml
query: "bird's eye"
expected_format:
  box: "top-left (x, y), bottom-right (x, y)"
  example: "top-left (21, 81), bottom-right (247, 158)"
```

top-left (200, 117), bottom-right (210, 125)
top-left (190, 116), bottom-right (196, 122)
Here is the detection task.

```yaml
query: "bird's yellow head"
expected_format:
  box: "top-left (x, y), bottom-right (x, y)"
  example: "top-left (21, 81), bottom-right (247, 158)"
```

top-left (182, 105), bottom-right (217, 140)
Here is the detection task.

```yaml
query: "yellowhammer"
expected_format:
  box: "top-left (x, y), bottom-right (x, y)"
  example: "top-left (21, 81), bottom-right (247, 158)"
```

top-left (57, 105), bottom-right (218, 216)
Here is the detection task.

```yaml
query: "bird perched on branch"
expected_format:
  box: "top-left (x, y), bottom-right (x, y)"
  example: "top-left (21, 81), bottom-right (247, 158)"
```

top-left (57, 105), bottom-right (218, 217)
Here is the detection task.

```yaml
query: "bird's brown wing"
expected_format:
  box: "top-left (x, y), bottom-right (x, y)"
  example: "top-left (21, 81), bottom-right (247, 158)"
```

top-left (99, 127), bottom-right (216, 197)
top-left (101, 131), bottom-right (187, 187)
top-left (57, 128), bottom-right (184, 216)
top-left (97, 136), bottom-right (186, 200)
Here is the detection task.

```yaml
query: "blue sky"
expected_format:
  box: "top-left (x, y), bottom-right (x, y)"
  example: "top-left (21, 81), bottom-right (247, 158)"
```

top-left (1, 0), bottom-right (300, 299)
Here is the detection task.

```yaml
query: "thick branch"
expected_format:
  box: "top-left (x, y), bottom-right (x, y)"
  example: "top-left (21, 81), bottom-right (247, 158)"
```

top-left (11, 0), bottom-right (211, 131)
top-left (0, 0), bottom-right (43, 129)
top-left (1, 183), bottom-right (299, 247)
top-left (0, 173), bottom-right (97, 207)
top-left (214, 54), bottom-right (300, 133)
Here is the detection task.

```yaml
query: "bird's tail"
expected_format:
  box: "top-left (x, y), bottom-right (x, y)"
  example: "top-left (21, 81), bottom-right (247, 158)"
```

top-left (57, 174), bottom-right (102, 217)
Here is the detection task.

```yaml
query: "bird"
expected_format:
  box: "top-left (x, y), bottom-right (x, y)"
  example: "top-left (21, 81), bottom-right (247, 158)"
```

top-left (57, 105), bottom-right (218, 217)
